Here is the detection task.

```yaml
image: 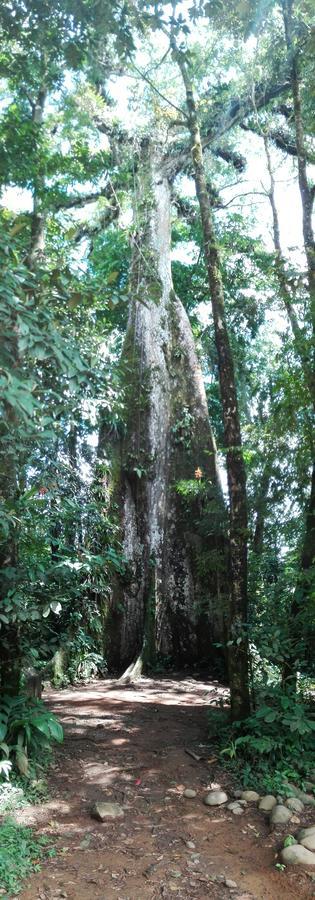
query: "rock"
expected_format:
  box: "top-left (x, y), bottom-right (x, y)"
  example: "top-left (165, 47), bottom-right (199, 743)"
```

top-left (285, 783), bottom-right (315, 806)
top-left (281, 844), bottom-right (315, 866)
top-left (225, 878), bottom-right (238, 889)
top-left (303, 781), bottom-right (315, 792)
top-left (183, 789), bottom-right (197, 798)
top-left (240, 790), bottom-right (260, 802)
top-left (298, 826), bottom-right (315, 841)
top-left (285, 797), bottom-right (304, 813)
top-left (186, 841), bottom-right (195, 850)
top-left (233, 789), bottom-right (243, 799)
top-left (204, 790), bottom-right (228, 806)
top-left (227, 801), bottom-right (243, 811)
top-left (232, 806), bottom-right (244, 815)
top-left (300, 834), bottom-right (315, 852)
top-left (91, 801), bottom-right (124, 821)
top-left (259, 795), bottom-right (277, 813)
top-left (270, 804), bottom-right (292, 826)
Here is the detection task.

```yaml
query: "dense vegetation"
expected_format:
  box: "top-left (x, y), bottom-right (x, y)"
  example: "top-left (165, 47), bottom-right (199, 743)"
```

top-left (0, 0), bottom-right (314, 795)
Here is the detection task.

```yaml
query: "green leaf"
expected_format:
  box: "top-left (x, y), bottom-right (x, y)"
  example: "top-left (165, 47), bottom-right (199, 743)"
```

top-left (16, 747), bottom-right (29, 775)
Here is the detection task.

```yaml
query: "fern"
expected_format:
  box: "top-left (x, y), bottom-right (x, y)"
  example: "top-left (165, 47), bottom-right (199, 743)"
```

top-left (0, 695), bottom-right (63, 778)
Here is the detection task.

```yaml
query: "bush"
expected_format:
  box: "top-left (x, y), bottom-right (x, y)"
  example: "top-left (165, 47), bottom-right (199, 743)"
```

top-left (0, 695), bottom-right (63, 778)
top-left (210, 687), bottom-right (315, 793)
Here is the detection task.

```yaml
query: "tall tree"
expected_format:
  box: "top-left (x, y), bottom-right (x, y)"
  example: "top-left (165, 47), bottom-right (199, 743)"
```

top-left (101, 136), bottom-right (228, 676)
top-left (170, 37), bottom-right (250, 719)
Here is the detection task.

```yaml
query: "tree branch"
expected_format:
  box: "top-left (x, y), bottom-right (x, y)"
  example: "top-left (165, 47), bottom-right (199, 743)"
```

top-left (240, 122), bottom-right (315, 163)
top-left (73, 201), bottom-right (120, 244)
top-left (52, 184), bottom-right (115, 211)
top-left (128, 59), bottom-right (187, 119)
top-left (213, 147), bottom-right (246, 171)
top-left (163, 78), bottom-right (290, 178)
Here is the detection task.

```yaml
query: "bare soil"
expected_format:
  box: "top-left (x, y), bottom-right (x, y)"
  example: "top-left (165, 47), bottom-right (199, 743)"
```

top-left (15, 676), bottom-right (314, 899)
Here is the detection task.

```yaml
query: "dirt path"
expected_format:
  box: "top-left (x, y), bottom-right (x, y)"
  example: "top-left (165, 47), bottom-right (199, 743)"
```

top-left (17, 677), bottom-right (313, 900)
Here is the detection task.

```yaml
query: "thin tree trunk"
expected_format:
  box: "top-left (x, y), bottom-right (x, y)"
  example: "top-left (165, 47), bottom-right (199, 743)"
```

top-left (253, 461), bottom-right (273, 556)
top-left (282, 462), bottom-right (315, 689)
top-left (281, 0), bottom-right (315, 310)
top-left (0, 232), bottom-right (24, 692)
top-left (66, 423), bottom-right (80, 551)
top-left (0, 403), bottom-right (21, 694)
top-left (278, 1), bottom-right (315, 689)
top-left (0, 85), bottom-right (48, 692)
top-left (264, 135), bottom-right (314, 396)
top-left (26, 88), bottom-right (47, 270)
top-left (173, 47), bottom-right (250, 719)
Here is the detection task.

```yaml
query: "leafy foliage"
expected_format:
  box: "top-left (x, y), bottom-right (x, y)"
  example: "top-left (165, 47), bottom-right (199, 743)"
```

top-left (215, 686), bottom-right (315, 792)
top-left (0, 817), bottom-right (55, 897)
top-left (0, 695), bottom-right (63, 778)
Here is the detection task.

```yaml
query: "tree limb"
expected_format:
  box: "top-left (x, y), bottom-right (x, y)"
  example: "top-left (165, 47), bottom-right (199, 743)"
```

top-left (73, 202), bottom-right (120, 244)
top-left (240, 122), bottom-right (315, 163)
top-left (163, 78), bottom-right (290, 178)
top-left (213, 146), bottom-right (246, 171)
top-left (52, 183), bottom-right (115, 211)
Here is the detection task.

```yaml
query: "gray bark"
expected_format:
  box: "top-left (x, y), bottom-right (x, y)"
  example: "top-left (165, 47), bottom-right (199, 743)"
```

top-left (103, 141), bottom-right (228, 674)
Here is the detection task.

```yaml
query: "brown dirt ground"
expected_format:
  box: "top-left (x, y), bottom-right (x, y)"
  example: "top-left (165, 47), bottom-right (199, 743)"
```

top-left (12, 676), bottom-right (315, 900)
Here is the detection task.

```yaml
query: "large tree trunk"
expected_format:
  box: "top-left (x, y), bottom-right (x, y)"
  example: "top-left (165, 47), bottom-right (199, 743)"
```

top-left (103, 141), bottom-right (228, 676)
top-left (173, 47), bottom-right (250, 720)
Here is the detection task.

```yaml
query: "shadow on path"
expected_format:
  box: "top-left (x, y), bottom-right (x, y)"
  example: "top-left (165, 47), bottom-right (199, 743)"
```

top-left (16, 676), bottom-right (312, 900)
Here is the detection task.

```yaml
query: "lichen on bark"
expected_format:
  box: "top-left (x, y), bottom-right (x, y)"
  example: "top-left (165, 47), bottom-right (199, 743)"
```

top-left (101, 138), bottom-right (228, 676)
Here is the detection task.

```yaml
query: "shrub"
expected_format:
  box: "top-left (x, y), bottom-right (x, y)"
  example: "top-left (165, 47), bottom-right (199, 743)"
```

top-left (211, 687), bottom-right (315, 793)
top-left (0, 695), bottom-right (63, 778)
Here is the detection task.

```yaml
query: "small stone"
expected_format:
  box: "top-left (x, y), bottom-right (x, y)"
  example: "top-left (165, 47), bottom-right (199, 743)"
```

top-left (240, 791), bottom-right (260, 802)
top-left (227, 801), bottom-right (242, 811)
top-left (281, 844), bottom-right (315, 866)
top-left (300, 834), bottom-right (315, 851)
top-left (232, 806), bottom-right (244, 815)
top-left (204, 790), bottom-right (228, 806)
top-left (285, 783), bottom-right (315, 805)
top-left (183, 788), bottom-right (197, 799)
top-left (91, 801), bottom-right (124, 821)
top-left (259, 795), bottom-right (277, 813)
top-left (303, 781), bottom-right (315, 792)
top-left (298, 826), bottom-right (315, 841)
top-left (225, 879), bottom-right (238, 889)
top-left (285, 797), bottom-right (304, 813)
top-left (270, 804), bottom-right (292, 826)
top-left (186, 841), bottom-right (196, 850)
top-left (233, 789), bottom-right (243, 799)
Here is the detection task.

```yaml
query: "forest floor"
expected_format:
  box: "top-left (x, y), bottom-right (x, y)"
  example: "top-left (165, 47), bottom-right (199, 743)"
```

top-left (13, 676), bottom-right (315, 900)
